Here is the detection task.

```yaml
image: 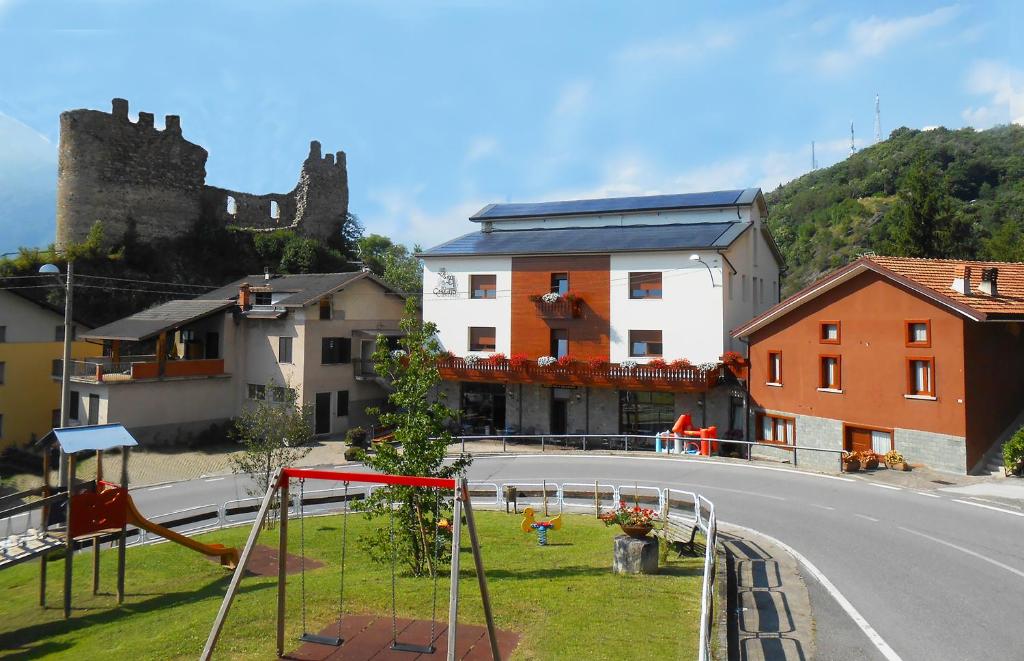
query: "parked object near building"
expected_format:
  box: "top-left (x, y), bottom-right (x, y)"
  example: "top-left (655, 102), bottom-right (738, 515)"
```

top-left (733, 255), bottom-right (1024, 475)
top-left (70, 272), bottom-right (405, 445)
top-left (0, 290), bottom-right (101, 451)
top-left (419, 188), bottom-right (783, 438)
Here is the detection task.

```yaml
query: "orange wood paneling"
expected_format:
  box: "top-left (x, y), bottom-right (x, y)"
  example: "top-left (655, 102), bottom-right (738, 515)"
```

top-left (748, 270), bottom-right (968, 439)
top-left (963, 321), bottom-right (1024, 468)
top-left (510, 256), bottom-right (610, 359)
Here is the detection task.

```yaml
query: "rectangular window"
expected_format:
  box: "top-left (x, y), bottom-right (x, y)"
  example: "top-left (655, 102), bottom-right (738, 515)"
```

top-left (742, 275), bottom-right (748, 302)
top-left (756, 413), bottom-right (795, 446)
top-left (906, 320), bottom-right (931, 348)
top-left (819, 355), bottom-right (841, 390)
top-left (278, 336), bottom-right (293, 363)
top-left (619, 391), bottom-right (676, 435)
top-left (629, 330), bottom-right (663, 357)
top-left (52, 359), bottom-right (63, 377)
top-left (470, 274), bottom-right (497, 299)
top-left (0, 326), bottom-right (6, 342)
top-left (760, 278), bottom-right (765, 304)
top-left (907, 358), bottom-right (935, 397)
top-left (819, 321), bottom-right (840, 344)
top-left (322, 337), bottom-right (352, 364)
top-left (253, 291), bottom-right (272, 306)
top-left (871, 429), bottom-right (893, 454)
top-left (337, 390), bottom-right (349, 417)
top-left (0, 413), bottom-right (3, 438)
top-left (0, 362), bottom-right (4, 384)
top-left (550, 272), bottom-right (569, 295)
top-left (753, 277), bottom-right (759, 305)
top-left (469, 327), bottom-right (496, 352)
top-left (69, 390), bottom-right (80, 421)
top-left (319, 298), bottom-right (332, 320)
top-left (549, 329), bottom-right (568, 358)
top-left (629, 272), bottom-right (663, 299)
top-left (271, 386), bottom-right (291, 403)
top-left (247, 384), bottom-right (266, 400)
top-left (767, 351), bottom-right (781, 385)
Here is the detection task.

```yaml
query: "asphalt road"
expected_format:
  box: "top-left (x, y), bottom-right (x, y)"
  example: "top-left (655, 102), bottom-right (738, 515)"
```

top-left (6, 454), bottom-right (1024, 660)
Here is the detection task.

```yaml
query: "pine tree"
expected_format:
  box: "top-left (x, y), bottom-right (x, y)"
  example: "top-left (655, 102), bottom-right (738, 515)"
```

top-left (889, 158), bottom-right (955, 258)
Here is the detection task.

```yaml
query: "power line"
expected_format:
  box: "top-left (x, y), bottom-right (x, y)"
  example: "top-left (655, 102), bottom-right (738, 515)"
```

top-left (75, 273), bottom-right (217, 289)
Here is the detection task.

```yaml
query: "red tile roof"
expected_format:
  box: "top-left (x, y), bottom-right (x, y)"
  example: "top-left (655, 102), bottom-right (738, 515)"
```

top-left (732, 255), bottom-right (1024, 338)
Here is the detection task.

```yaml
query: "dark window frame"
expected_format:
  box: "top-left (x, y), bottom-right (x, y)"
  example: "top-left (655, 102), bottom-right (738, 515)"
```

top-left (819, 354), bottom-right (841, 390)
top-left (905, 319), bottom-right (931, 348)
top-left (550, 272), bottom-right (569, 295)
top-left (278, 336), bottom-right (293, 364)
top-left (819, 320), bottom-right (841, 345)
top-left (337, 390), bottom-right (349, 417)
top-left (629, 330), bottom-right (664, 358)
top-left (629, 272), bottom-right (663, 299)
top-left (321, 337), bottom-right (352, 364)
top-left (756, 412), bottom-right (796, 446)
top-left (767, 350), bottom-right (782, 385)
top-left (470, 274), bottom-right (497, 300)
top-left (469, 326), bottom-right (496, 352)
top-left (907, 356), bottom-right (935, 397)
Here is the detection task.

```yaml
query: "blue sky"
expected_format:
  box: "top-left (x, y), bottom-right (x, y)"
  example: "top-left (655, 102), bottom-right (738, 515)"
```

top-left (0, 1), bottom-right (1021, 254)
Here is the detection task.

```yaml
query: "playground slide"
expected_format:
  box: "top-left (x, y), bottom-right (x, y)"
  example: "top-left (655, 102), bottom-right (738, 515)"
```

top-left (124, 495), bottom-right (240, 568)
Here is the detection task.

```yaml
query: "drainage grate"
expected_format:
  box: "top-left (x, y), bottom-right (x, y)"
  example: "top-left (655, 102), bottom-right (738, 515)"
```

top-left (931, 479), bottom-right (955, 485)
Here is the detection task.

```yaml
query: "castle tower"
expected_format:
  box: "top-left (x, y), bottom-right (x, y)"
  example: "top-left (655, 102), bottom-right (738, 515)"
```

top-left (291, 140), bottom-right (350, 241)
top-left (56, 98), bottom-right (208, 249)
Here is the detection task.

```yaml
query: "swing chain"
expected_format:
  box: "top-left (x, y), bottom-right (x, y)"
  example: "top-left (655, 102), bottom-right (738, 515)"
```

top-left (299, 478), bottom-right (307, 637)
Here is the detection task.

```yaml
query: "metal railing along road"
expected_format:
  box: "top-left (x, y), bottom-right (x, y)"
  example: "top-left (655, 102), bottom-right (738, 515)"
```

top-left (119, 478), bottom-right (719, 659)
top-left (448, 433), bottom-right (848, 471)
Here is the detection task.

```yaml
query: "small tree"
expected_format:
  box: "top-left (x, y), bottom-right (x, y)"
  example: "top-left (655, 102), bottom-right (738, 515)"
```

top-left (358, 298), bottom-right (470, 576)
top-left (230, 380), bottom-right (314, 513)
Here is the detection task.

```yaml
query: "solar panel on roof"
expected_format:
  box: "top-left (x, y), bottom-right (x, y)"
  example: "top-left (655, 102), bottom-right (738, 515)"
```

top-left (421, 222), bottom-right (746, 257)
top-left (470, 190), bottom-right (746, 220)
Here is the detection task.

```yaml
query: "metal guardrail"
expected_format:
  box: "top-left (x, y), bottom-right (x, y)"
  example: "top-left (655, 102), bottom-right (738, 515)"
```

top-left (447, 433), bottom-right (848, 472)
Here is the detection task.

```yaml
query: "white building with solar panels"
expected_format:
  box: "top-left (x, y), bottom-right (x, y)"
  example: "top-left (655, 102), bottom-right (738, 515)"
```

top-left (418, 189), bottom-right (783, 440)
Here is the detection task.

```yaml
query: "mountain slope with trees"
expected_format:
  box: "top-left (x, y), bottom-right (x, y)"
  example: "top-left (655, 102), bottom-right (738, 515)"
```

top-left (767, 124), bottom-right (1024, 295)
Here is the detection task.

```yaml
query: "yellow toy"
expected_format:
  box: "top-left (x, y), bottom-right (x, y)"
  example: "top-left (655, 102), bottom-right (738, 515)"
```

top-left (520, 507), bottom-right (562, 545)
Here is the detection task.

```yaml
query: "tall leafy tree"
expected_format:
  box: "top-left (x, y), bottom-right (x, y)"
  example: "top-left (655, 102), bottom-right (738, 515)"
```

top-left (357, 298), bottom-right (469, 576)
top-left (888, 157), bottom-right (955, 258)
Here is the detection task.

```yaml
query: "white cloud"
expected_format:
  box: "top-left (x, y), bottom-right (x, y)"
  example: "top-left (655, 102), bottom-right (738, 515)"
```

top-left (464, 135), bottom-right (498, 165)
top-left (0, 112), bottom-right (57, 252)
top-left (962, 60), bottom-right (1024, 128)
top-left (364, 186), bottom-right (488, 250)
top-left (614, 25), bottom-right (736, 66)
top-left (818, 5), bottom-right (960, 74)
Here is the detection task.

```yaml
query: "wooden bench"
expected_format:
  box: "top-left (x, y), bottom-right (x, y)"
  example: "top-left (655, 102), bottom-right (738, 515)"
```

top-left (658, 515), bottom-right (699, 557)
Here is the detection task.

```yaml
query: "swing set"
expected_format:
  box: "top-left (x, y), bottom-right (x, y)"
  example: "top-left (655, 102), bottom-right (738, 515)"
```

top-left (201, 468), bottom-right (500, 661)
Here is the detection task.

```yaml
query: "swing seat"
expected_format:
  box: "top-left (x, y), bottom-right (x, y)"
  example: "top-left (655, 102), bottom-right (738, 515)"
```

top-left (299, 632), bottom-right (342, 647)
top-left (391, 642), bottom-right (436, 654)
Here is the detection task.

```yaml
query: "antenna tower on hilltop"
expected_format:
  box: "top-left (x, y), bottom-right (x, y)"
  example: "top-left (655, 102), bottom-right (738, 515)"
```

top-left (811, 141), bottom-right (817, 170)
top-left (850, 121), bottom-right (856, 155)
top-left (874, 94), bottom-right (882, 143)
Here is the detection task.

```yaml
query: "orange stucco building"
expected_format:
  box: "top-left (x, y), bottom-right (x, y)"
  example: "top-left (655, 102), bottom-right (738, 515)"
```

top-left (733, 256), bottom-right (1024, 474)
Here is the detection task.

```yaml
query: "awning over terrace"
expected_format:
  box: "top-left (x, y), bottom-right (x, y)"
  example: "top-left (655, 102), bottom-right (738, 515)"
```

top-left (38, 423), bottom-right (139, 454)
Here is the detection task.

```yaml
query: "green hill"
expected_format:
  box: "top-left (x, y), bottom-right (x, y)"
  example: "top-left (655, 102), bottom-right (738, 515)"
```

top-left (767, 124), bottom-right (1024, 295)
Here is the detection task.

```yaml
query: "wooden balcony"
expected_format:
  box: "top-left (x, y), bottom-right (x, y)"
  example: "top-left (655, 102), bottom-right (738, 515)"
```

top-left (437, 357), bottom-right (720, 393)
top-left (532, 297), bottom-right (583, 319)
top-left (69, 357), bottom-right (226, 383)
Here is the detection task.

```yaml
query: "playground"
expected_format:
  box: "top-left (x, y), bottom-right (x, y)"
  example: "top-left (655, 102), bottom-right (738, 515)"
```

top-left (0, 507), bottom-right (704, 659)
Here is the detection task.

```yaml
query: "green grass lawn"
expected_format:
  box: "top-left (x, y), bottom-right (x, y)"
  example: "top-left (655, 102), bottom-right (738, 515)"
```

top-left (0, 512), bottom-right (703, 660)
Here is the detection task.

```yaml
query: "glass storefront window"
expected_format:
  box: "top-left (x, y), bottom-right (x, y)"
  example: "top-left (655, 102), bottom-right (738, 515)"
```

top-left (460, 382), bottom-right (507, 434)
top-left (619, 390), bottom-right (675, 435)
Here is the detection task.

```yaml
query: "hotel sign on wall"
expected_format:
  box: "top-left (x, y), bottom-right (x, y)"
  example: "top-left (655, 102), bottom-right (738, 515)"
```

top-left (433, 268), bottom-right (458, 298)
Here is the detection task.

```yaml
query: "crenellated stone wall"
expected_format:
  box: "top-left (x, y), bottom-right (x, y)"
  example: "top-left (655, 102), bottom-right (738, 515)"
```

top-left (56, 98), bottom-right (348, 248)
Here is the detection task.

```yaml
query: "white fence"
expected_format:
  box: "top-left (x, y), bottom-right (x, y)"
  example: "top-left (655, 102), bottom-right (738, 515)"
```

top-left (121, 479), bottom-right (719, 660)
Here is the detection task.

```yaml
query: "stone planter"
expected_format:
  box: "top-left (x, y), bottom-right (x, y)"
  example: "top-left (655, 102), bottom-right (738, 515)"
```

top-left (613, 535), bottom-right (659, 574)
top-left (619, 524), bottom-right (653, 539)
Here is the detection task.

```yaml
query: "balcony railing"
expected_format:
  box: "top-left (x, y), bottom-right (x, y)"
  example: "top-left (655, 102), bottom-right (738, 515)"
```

top-left (437, 357), bottom-right (721, 392)
top-left (68, 356), bottom-right (225, 383)
top-left (532, 297), bottom-right (583, 319)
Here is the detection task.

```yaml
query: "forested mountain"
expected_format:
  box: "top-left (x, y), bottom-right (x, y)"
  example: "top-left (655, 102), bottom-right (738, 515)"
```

top-left (767, 124), bottom-right (1024, 295)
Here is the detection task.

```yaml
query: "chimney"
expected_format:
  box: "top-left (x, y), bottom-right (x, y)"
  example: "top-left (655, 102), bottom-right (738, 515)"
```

top-left (264, 266), bottom-right (271, 282)
top-left (238, 283), bottom-right (252, 310)
top-left (951, 265), bottom-right (972, 296)
top-left (979, 267), bottom-right (998, 297)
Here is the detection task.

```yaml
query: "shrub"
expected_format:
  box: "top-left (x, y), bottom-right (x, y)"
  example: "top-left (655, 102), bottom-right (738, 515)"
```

top-left (647, 358), bottom-right (668, 369)
top-left (884, 450), bottom-right (905, 465)
top-left (587, 357), bottom-right (606, 369)
top-left (556, 354), bottom-right (574, 367)
top-left (1004, 427), bottom-right (1024, 474)
top-left (487, 352), bottom-right (507, 365)
top-left (720, 351), bottom-right (744, 364)
top-left (669, 358), bottom-right (692, 369)
top-left (343, 447), bottom-right (362, 462)
top-left (345, 426), bottom-right (369, 448)
top-left (509, 353), bottom-right (528, 368)
top-left (537, 355), bottom-right (557, 367)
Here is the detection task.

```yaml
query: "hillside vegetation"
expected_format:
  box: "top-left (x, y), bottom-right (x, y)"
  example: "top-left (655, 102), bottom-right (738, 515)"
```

top-left (767, 124), bottom-right (1024, 295)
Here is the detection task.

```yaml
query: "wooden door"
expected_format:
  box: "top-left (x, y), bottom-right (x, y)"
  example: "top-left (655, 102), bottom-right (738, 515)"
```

top-left (844, 426), bottom-right (873, 453)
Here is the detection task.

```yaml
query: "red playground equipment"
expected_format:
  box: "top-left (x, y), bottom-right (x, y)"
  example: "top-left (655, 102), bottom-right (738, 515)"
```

top-left (656, 414), bottom-right (718, 456)
top-left (0, 424), bottom-right (238, 620)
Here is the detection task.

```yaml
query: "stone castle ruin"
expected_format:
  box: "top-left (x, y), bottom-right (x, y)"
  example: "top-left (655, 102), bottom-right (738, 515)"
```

top-left (56, 98), bottom-right (348, 249)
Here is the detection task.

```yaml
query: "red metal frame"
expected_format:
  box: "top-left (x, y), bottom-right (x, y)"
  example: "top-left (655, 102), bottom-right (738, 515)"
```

top-left (278, 468), bottom-right (455, 489)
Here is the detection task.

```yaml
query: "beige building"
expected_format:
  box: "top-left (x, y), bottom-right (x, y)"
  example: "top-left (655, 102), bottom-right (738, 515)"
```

top-left (72, 272), bottom-right (405, 444)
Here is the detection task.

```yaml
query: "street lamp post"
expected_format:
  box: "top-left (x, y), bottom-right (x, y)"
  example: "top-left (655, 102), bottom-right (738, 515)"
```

top-left (40, 261), bottom-right (74, 488)
top-left (689, 253), bottom-right (718, 287)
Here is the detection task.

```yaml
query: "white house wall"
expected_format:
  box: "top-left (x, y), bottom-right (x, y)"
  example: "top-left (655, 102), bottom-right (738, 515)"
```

top-left (609, 252), bottom-right (725, 364)
top-left (422, 256), bottom-right (512, 355)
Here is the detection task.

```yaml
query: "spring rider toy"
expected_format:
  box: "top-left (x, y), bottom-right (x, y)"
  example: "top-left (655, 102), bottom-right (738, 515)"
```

top-left (520, 506), bottom-right (562, 546)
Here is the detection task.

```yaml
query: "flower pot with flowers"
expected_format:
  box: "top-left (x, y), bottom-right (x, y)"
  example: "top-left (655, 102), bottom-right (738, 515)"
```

top-left (884, 450), bottom-right (910, 471)
top-left (860, 451), bottom-right (880, 470)
top-left (842, 451), bottom-right (861, 472)
top-left (599, 501), bottom-right (660, 538)
top-left (509, 353), bottom-right (528, 369)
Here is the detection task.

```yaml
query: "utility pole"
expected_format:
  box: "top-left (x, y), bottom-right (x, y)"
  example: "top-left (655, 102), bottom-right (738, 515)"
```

top-left (874, 94), bottom-right (882, 143)
top-left (59, 261), bottom-right (74, 487)
top-left (850, 121), bottom-right (856, 155)
top-left (811, 141), bottom-right (817, 170)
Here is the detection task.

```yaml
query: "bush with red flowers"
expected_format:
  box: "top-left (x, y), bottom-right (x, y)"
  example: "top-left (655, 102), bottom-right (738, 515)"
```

top-left (647, 358), bottom-right (668, 369)
top-left (487, 352), bottom-right (506, 365)
top-left (669, 358), bottom-right (692, 369)
top-left (555, 354), bottom-right (575, 367)
top-left (598, 501), bottom-right (660, 527)
top-left (586, 356), bottom-right (606, 370)
top-left (509, 353), bottom-right (528, 369)
top-left (720, 351), bottom-right (744, 364)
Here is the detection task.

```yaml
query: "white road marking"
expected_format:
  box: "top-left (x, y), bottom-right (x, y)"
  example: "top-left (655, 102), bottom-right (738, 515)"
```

top-left (855, 514), bottom-right (880, 523)
top-left (914, 491), bottom-right (940, 498)
top-left (146, 485), bottom-right (173, 491)
top-left (475, 454), bottom-right (857, 482)
top-left (812, 504), bottom-right (835, 511)
top-left (867, 483), bottom-right (901, 491)
top-left (951, 499), bottom-right (1024, 518)
top-left (900, 527), bottom-right (1024, 580)
top-left (723, 522), bottom-right (903, 661)
top-left (682, 483), bottom-right (787, 502)
top-left (203, 477), bottom-right (225, 483)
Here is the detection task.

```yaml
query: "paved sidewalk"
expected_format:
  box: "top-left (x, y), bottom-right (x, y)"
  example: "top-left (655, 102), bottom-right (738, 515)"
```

top-left (721, 526), bottom-right (815, 661)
